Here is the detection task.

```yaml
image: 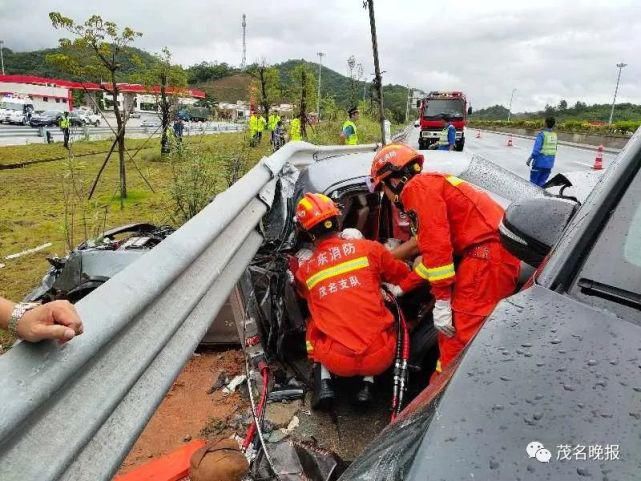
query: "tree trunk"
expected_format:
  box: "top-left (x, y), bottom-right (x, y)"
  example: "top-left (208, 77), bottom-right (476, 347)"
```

top-left (260, 67), bottom-right (270, 120)
top-left (111, 73), bottom-right (127, 200)
top-left (160, 75), bottom-right (170, 155)
top-left (300, 70), bottom-right (307, 139)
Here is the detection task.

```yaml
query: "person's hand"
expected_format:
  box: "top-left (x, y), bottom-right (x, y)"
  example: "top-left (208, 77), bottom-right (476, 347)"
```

top-left (433, 299), bottom-right (455, 338)
top-left (382, 283), bottom-right (404, 297)
top-left (526, 157), bottom-right (532, 167)
top-left (17, 300), bottom-right (83, 343)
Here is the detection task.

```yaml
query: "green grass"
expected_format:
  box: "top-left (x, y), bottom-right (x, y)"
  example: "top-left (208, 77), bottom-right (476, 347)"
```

top-left (0, 118), bottom-right (389, 350)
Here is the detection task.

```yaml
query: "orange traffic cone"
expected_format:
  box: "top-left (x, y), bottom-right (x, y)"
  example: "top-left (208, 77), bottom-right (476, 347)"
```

top-left (475, 129), bottom-right (481, 139)
top-left (506, 134), bottom-right (513, 147)
top-left (593, 144), bottom-right (604, 170)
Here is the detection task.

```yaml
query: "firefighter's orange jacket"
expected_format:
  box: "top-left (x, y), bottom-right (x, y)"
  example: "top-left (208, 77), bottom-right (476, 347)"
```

top-left (295, 235), bottom-right (411, 354)
top-left (398, 173), bottom-right (505, 300)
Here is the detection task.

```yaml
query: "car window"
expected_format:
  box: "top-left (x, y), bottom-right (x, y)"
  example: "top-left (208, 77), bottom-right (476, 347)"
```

top-left (569, 169), bottom-right (641, 321)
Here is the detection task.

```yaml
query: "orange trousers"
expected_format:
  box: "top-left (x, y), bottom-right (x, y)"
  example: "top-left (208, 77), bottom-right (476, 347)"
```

top-left (435, 241), bottom-right (520, 373)
top-left (306, 321), bottom-right (396, 377)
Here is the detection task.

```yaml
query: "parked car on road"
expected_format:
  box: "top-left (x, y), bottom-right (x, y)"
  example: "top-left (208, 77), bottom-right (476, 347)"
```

top-left (29, 110), bottom-right (63, 127)
top-left (73, 109), bottom-right (101, 126)
top-left (68, 112), bottom-right (86, 127)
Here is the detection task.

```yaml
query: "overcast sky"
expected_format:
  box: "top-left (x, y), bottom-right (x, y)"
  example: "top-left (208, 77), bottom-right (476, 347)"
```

top-left (0, 0), bottom-right (639, 111)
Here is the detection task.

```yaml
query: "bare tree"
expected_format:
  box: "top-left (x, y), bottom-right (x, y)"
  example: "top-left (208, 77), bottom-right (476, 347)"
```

top-left (48, 13), bottom-right (142, 200)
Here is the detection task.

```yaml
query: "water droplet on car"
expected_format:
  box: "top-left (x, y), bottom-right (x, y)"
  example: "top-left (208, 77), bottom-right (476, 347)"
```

top-left (563, 383), bottom-right (576, 391)
top-left (489, 460), bottom-right (499, 470)
top-left (521, 343), bottom-right (532, 348)
top-left (551, 339), bottom-right (562, 344)
top-left (577, 467), bottom-right (591, 477)
top-left (533, 412), bottom-right (543, 420)
top-left (587, 360), bottom-right (598, 366)
top-left (500, 376), bottom-right (511, 381)
top-left (609, 359), bottom-right (619, 366)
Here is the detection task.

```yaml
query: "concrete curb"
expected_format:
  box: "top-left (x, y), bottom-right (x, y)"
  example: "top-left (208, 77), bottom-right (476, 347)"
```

top-left (473, 128), bottom-right (622, 154)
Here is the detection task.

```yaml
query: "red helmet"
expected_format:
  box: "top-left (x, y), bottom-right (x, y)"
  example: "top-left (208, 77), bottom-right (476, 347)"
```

top-left (369, 143), bottom-right (423, 192)
top-left (295, 193), bottom-right (340, 231)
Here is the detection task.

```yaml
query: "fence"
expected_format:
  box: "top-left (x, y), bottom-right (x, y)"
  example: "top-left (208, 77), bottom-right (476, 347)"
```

top-left (0, 122), bottom-right (244, 141)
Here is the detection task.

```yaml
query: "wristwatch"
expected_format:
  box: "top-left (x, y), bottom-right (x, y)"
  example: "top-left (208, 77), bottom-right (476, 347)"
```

top-left (8, 302), bottom-right (41, 337)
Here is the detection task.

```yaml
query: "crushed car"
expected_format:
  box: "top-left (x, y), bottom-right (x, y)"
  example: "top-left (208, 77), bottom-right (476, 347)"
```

top-left (220, 146), bottom-right (611, 480)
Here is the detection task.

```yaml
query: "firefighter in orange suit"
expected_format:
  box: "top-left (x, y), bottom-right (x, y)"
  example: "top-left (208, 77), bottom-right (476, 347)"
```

top-left (293, 193), bottom-right (411, 410)
top-left (369, 144), bottom-right (520, 376)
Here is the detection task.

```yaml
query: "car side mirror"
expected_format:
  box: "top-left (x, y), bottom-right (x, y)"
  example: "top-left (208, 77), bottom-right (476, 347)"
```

top-left (499, 197), bottom-right (578, 267)
top-left (467, 106), bottom-right (473, 115)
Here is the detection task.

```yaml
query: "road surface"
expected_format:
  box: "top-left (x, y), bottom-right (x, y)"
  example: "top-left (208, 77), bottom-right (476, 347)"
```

top-left (405, 127), bottom-right (619, 181)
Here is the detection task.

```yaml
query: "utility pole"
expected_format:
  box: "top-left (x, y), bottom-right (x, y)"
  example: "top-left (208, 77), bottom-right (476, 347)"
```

top-left (364, 0), bottom-right (386, 145)
top-left (316, 52), bottom-right (324, 120)
top-left (241, 14), bottom-right (247, 70)
top-left (609, 62), bottom-right (627, 125)
top-left (0, 40), bottom-right (5, 75)
top-left (405, 84), bottom-right (412, 123)
top-left (507, 88), bottom-right (517, 122)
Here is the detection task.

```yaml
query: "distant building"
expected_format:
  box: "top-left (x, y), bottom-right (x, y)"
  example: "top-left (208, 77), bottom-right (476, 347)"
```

top-left (0, 74), bottom-right (205, 113)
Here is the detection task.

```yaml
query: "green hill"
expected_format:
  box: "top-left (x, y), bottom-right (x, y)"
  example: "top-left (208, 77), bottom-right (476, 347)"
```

top-left (2, 46), bottom-right (415, 121)
top-left (472, 101), bottom-right (641, 123)
top-left (1, 46), bottom-right (157, 82)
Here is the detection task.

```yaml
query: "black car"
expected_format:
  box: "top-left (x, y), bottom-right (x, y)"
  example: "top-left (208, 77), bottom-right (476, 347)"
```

top-left (29, 110), bottom-right (63, 127)
top-left (339, 133), bottom-right (641, 479)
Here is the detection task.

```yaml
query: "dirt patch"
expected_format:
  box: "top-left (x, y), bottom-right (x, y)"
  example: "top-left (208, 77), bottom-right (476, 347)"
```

top-left (117, 349), bottom-right (248, 476)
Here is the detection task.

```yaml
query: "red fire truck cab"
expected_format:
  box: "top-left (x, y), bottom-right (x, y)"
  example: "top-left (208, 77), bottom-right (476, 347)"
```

top-left (417, 91), bottom-right (471, 151)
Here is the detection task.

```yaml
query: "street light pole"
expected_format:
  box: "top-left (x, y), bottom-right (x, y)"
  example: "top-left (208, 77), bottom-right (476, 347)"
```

top-left (0, 40), bottom-right (5, 76)
top-left (507, 88), bottom-right (517, 122)
top-left (608, 62), bottom-right (627, 125)
top-left (316, 52), bottom-right (324, 120)
top-left (365, 0), bottom-right (386, 145)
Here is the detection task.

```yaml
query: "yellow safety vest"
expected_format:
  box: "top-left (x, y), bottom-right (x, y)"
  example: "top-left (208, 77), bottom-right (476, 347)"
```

top-left (268, 114), bottom-right (280, 131)
top-left (342, 120), bottom-right (358, 145)
top-left (60, 117), bottom-right (71, 129)
top-left (290, 118), bottom-right (302, 141)
top-left (248, 115), bottom-right (258, 133)
top-left (257, 116), bottom-right (267, 132)
top-left (541, 130), bottom-right (558, 156)
top-left (438, 127), bottom-right (450, 146)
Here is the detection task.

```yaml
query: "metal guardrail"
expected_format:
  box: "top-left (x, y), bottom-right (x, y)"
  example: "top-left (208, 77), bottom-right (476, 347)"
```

top-left (0, 141), bottom-right (379, 481)
top-left (391, 124), bottom-right (413, 143)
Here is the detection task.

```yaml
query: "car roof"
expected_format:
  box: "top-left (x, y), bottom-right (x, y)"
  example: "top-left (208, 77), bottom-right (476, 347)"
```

top-left (295, 149), bottom-right (544, 208)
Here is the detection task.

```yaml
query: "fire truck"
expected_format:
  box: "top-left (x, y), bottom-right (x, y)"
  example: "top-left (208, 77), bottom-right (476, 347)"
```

top-left (416, 91), bottom-right (471, 151)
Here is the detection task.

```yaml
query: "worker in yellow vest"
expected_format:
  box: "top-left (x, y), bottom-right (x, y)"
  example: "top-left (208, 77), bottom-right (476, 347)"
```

top-left (59, 112), bottom-right (71, 149)
top-left (257, 114), bottom-right (267, 142)
top-left (340, 107), bottom-right (359, 145)
top-left (248, 112), bottom-right (259, 146)
top-left (290, 117), bottom-right (302, 141)
top-left (268, 112), bottom-right (281, 146)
